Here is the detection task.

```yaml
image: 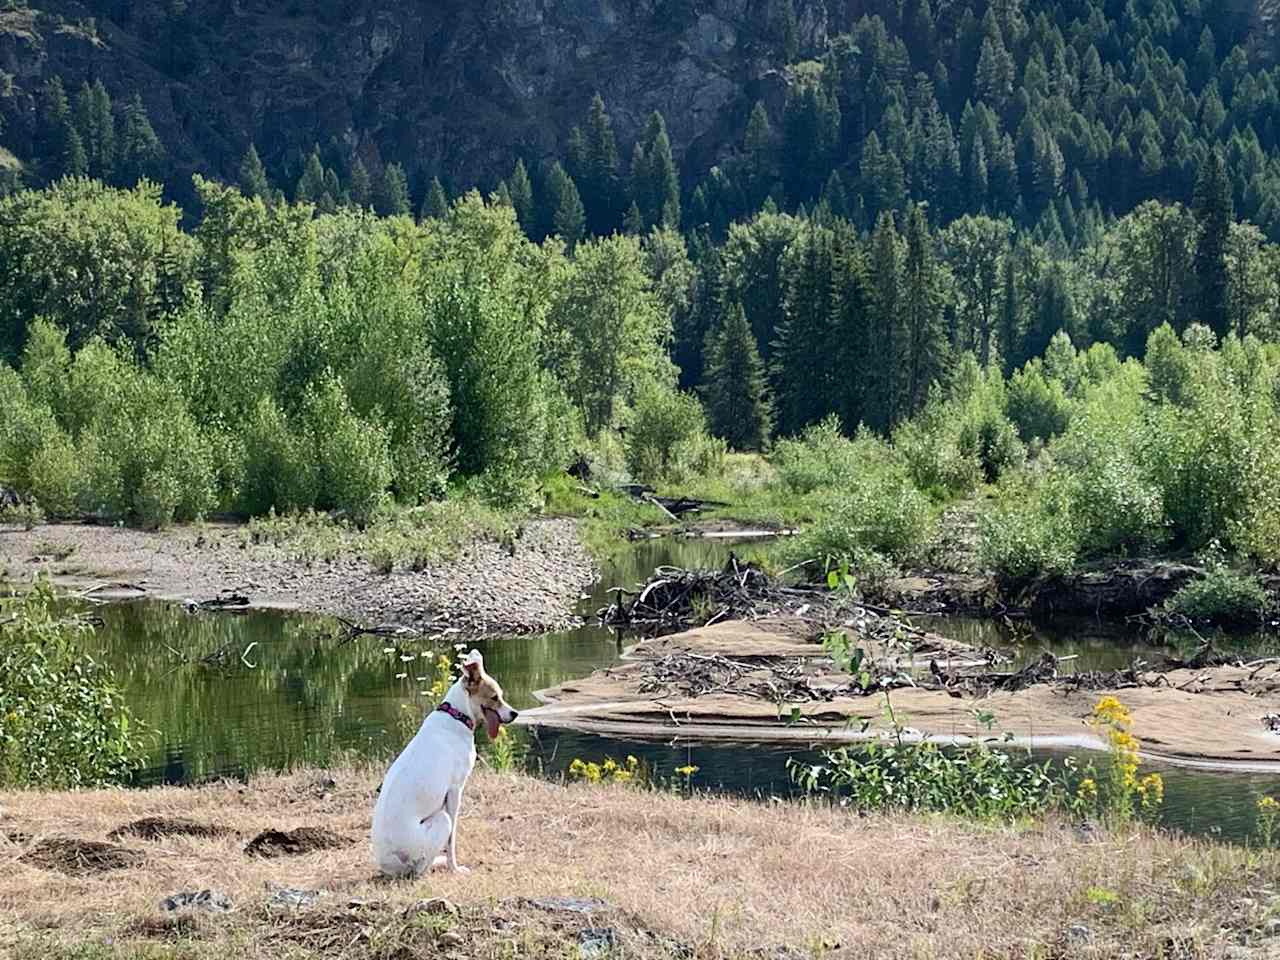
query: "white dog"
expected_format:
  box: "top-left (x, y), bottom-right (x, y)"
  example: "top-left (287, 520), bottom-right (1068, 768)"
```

top-left (371, 649), bottom-right (518, 877)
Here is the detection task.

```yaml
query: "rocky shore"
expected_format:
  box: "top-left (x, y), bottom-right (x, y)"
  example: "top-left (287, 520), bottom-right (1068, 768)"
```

top-left (0, 518), bottom-right (596, 637)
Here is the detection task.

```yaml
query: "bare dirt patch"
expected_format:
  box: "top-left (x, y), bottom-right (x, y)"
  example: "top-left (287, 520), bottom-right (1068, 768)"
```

top-left (244, 826), bottom-right (350, 858)
top-left (0, 517), bottom-right (595, 636)
top-left (17, 837), bottom-right (145, 875)
top-left (107, 816), bottom-right (236, 842)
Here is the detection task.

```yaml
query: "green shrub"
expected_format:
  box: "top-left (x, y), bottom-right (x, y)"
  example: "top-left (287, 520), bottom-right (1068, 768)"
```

top-left (625, 383), bottom-right (707, 482)
top-left (893, 398), bottom-right (983, 498)
top-left (240, 396), bottom-right (318, 516)
top-left (772, 417), bottom-right (899, 494)
top-left (25, 430), bottom-right (83, 518)
top-left (1162, 562), bottom-right (1270, 625)
top-left (784, 468), bottom-right (934, 568)
top-left (302, 371), bottom-right (393, 526)
top-left (0, 579), bottom-right (144, 788)
top-left (1006, 364), bottom-right (1072, 443)
top-left (789, 695), bottom-right (1058, 819)
top-left (978, 481), bottom-right (1077, 581)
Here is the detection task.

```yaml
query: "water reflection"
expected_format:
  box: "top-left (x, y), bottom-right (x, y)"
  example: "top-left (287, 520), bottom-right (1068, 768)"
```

top-left (525, 729), bottom-right (1280, 844)
top-left (72, 536), bottom-right (1279, 844)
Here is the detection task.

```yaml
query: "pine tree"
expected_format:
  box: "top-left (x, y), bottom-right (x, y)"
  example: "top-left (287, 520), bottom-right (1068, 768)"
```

top-left (508, 158), bottom-right (534, 232)
top-left (828, 222), bottom-right (873, 428)
top-left (64, 127), bottom-right (88, 178)
top-left (348, 156), bottom-right (371, 208)
top-left (821, 170), bottom-right (848, 220)
top-left (320, 168), bottom-right (341, 213)
top-left (239, 144), bottom-right (271, 200)
top-left (546, 162), bottom-right (584, 250)
top-left (580, 93), bottom-right (622, 235)
top-left (74, 80), bottom-right (116, 180)
top-left (623, 201), bottom-right (644, 235)
top-left (1191, 149), bottom-right (1233, 339)
top-left (422, 176), bottom-right (449, 220)
top-left (376, 162), bottom-right (411, 216)
top-left (116, 93), bottom-right (164, 184)
top-left (701, 301), bottom-right (772, 450)
top-left (773, 224), bottom-right (838, 434)
top-left (743, 101), bottom-right (774, 207)
top-left (634, 112), bottom-right (680, 229)
top-left (867, 212), bottom-right (905, 431)
top-left (38, 77), bottom-right (75, 176)
top-left (900, 204), bottom-right (948, 416)
top-left (295, 148), bottom-right (326, 204)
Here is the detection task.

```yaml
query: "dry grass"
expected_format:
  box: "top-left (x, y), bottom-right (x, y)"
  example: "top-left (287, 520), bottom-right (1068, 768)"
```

top-left (1, 766), bottom-right (1278, 959)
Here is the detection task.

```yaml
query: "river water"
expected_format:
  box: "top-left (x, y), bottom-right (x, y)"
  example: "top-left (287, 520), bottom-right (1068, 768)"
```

top-left (75, 535), bottom-right (1278, 843)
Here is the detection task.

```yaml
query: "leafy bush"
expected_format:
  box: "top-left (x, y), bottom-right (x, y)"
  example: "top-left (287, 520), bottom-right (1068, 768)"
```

top-left (239, 396), bottom-right (317, 516)
top-left (893, 397), bottom-right (983, 498)
top-left (0, 579), bottom-right (144, 787)
top-left (772, 417), bottom-right (900, 494)
top-left (625, 383), bottom-right (707, 482)
top-left (302, 372), bottom-right (393, 526)
top-left (789, 695), bottom-right (1058, 819)
top-left (1162, 562), bottom-right (1270, 625)
top-left (785, 467), bottom-right (933, 568)
top-left (1005, 364), bottom-right (1072, 443)
top-left (978, 481), bottom-right (1077, 581)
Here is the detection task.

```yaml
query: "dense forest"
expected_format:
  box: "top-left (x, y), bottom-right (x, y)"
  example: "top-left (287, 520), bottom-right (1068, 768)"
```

top-left (3, 0), bottom-right (1280, 612)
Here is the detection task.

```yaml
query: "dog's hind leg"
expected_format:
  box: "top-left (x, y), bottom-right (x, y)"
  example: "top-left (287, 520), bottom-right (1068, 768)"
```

top-left (374, 810), bottom-right (452, 878)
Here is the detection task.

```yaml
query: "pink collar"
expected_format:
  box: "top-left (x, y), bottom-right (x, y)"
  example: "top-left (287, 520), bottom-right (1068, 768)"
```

top-left (436, 701), bottom-right (474, 731)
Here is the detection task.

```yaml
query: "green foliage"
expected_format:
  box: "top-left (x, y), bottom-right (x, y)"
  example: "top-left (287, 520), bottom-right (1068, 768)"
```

top-left (625, 383), bottom-right (708, 482)
top-left (300, 371), bottom-right (393, 525)
top-left (789, 695), bottom-right (1058, 819)
top-left (0, 178), bottom-right (194, 360)
top-left (545, 233), bottom-right (672, 436)
top-left (1005, 363), bottom-right (1072, 443)
top-left (978, 479), bottom-right (1078, 581)
top-left (785, 465), bottom-right (934, 568)
top-left (0, 579), bottom-right (144, 788)
top-left (771, 416), bottom-right (874, 494)
top-left (700, 301), bottom-right (772, 450)
top-left (1162, 556), bottom-right (1270, 625)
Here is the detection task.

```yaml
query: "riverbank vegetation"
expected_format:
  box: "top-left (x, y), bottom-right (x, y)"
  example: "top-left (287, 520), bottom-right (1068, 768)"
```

top-left (3, 162), bottom-right (1280, 626)
top-left (3, 764), bottom-right (1279, 960)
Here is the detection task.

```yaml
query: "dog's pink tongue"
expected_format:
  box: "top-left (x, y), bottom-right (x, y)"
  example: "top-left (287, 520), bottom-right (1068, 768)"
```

top-left (485, 710), bottom-right (500, 739)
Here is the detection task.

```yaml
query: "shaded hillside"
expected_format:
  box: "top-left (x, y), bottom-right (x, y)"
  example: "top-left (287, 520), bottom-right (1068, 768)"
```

top-left (0, 0), bottom-right (827, 205)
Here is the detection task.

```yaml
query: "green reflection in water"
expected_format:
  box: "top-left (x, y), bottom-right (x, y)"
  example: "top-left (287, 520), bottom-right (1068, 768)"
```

top-left (74, 536), bottom-right (1277, 843)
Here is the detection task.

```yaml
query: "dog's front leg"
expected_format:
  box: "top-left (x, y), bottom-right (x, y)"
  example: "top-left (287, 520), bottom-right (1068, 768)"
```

top-left (442, 785), bottom-right (470, 874)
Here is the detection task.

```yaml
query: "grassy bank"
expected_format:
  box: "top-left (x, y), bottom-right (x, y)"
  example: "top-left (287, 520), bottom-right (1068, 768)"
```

top-left (2, 766), bottom-right (1278, 959)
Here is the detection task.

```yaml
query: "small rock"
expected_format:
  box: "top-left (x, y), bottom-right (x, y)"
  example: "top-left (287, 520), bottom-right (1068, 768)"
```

top-left (1067, 924), bottom-right (1092, 945)
top-left (439, 931), bottom-right (464, 947)
top-left (529, 896), bottom-right (609, 914)
top-left (269, 887), bottom-right (322, 909)
top-left (405, 897), bottom-right (459, 918)
top-left (161, 889), bottom-right (233, 914)
top-left (1266, 918), bottom-right (1280, 937)
top-left (578, 927), bottom-right (619, 959)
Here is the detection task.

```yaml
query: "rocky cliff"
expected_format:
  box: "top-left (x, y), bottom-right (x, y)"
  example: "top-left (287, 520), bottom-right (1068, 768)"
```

top-left (0, 0), bottom-right (830, 196)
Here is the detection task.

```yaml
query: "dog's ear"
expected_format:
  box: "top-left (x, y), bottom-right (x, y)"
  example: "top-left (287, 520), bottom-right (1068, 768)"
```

top-left (462, 650), bottom-right (483, 681)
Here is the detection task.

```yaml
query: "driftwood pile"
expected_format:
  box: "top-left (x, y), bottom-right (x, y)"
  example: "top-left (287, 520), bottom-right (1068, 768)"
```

top-left (635, 652), bottom-right (849, 704)
top-left (599, 554), bottom-right (831, 630)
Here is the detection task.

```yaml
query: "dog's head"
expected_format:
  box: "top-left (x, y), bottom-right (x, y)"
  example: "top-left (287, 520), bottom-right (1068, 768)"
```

top-left (460, 650), bottom-right (518, 739)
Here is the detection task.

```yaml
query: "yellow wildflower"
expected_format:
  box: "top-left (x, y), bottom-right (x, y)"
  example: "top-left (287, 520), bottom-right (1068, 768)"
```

top-left (602, 758), bottom-right (618, 773)
top-left (1136, 773), bottom-right (1164, 808)
top-left (675, 764), bottom-right (699, 777)
top-left (1259, 796), bottom-right (1279, 812)
top-left (626, 755), bottom-right (639, 768)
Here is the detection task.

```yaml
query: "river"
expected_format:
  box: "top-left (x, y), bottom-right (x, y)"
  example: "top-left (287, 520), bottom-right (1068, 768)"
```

top-left (75, 535), bottom-right (1279, 843)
